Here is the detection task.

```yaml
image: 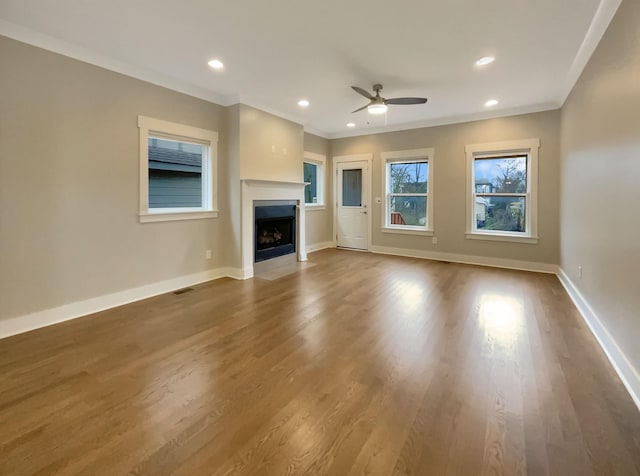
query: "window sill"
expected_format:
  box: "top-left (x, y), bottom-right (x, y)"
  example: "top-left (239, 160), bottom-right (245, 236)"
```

top-left (139, 210), bottom-right (219, 223)
top-left (465, 232), bottom-right (538, 244)
top-left (305, 204), bottom-right (326, 211)
top-left (381, 227), bottom-right (433, 237)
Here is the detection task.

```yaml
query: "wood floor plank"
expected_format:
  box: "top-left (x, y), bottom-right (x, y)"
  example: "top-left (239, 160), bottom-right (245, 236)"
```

top-left (0, 249), bottom-right (639, 475)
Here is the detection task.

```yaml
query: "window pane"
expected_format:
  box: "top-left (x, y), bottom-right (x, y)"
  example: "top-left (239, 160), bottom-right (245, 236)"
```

top-left (148, 137), bottom-right (203, 208)
top-left (475, 196), bottom-right (526, 232)
top-left (389, 195), bottom-right (427, 226)
top-left (389, 162), bottom-right (428, 193)
top-left (303, 162), bottom-right (318, 204)
top-left (474, 156), bottom-right (527, 193)
top-left (342, 169), bottom-right (362, 206)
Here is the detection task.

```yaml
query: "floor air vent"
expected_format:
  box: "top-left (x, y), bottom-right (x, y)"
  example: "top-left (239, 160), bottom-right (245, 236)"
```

top-left (173, 287), bottom-right (195, 295)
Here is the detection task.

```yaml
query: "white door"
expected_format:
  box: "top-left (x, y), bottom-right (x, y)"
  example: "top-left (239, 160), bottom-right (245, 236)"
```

top-left (336, 160), bottom-right (369, 250)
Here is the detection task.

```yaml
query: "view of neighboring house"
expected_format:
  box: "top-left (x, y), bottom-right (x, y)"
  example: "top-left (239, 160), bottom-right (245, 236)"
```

top-left (148, 138), bottom-right (203, 208)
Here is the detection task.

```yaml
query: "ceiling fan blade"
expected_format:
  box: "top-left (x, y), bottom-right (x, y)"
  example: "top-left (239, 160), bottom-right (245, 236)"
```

top-left (352, 104), bottom-right (369, 113)
top-left (385, 97), bottom-right (428, 105)
top-left (351, 86), bottom-right (375, 100)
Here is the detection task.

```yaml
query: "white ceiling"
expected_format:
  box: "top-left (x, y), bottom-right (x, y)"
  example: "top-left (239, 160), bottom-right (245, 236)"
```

top-left (0, 0), bottom-right (620, 138)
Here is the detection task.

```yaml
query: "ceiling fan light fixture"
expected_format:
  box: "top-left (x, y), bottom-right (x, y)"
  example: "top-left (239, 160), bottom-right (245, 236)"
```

top-left (351, 84), bottom-right (426, 115)
top-left (368, 103), bottom-right (388, 115)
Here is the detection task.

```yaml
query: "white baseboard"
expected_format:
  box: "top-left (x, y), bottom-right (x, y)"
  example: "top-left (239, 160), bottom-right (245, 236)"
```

top-left (0, 267), bottom-right (242, 340)
top-left (370, 245), bottom-right (557, 274)
top-left (557, 268), bottom-right (640, 410)
top-left (222, 267), bottom-right (247, 280)
top-left (241, 266), bottom-right (254, 280)
top-left (306, 241), bottom-right (336, 253)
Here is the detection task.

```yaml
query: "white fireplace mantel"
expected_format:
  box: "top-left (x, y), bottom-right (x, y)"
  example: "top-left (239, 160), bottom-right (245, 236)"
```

top-left (242, 179), bottom-right (307, 187)
top-left (241, 179), bottom-right (307, 278)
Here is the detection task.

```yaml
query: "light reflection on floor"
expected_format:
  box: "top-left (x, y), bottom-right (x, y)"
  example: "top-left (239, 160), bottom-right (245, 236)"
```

top-left (382, 277), bottom-right (431, 359)
top-left (478, 293), bottom-right (524, 348)
top-left (395, 281), bottom-right (426, 315)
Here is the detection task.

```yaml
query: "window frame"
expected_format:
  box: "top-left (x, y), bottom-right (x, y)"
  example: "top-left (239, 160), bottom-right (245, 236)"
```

top-left (138, 116), bottom-right (218, 223)
top-left (381, 148), bottom-right (434, 236)
top-left (465, 138), bottom-right (540, 243)
top-left (303, 151), bottom-right (326, 210)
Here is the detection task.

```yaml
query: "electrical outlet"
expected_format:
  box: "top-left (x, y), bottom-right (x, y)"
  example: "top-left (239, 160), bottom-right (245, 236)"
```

top-left (578, 265), bottom-right (583, 278)
top-left (205, 249), bottom-right (212, 260)
top-left (432, 236), bottom-right (438, 245)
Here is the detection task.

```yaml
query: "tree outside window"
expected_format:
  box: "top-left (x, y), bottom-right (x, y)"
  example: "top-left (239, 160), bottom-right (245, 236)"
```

top-left (388, 161), bottom-right (428, 227)
top-left (382, 148), bottom-right (434, 234)
top-left (474, 156), bottom-right (527, 232)
top-left (465, 139), bottom-right (539, 243)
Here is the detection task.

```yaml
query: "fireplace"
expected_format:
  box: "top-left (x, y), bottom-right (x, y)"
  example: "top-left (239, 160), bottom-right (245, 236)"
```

top-left (240, 179), bottom-right (306, 279)
top-left (254, 204), bottom-right (296, 262)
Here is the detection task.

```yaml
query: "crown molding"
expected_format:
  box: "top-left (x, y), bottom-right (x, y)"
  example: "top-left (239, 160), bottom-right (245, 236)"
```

top-left (0, 19), bottom-right (235, 107)
top-left (558, 0), bottom-right (622, 105)
top-left (2, 0), bottom-right (618, 143)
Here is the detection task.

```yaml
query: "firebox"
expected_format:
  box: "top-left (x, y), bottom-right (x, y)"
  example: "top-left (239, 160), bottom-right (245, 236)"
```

top-left (254, 204), bottom-right (296, 262)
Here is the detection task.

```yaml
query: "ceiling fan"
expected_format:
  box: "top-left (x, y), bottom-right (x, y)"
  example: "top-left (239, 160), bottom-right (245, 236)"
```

top-left (351, 84), bottom-right (427, 114)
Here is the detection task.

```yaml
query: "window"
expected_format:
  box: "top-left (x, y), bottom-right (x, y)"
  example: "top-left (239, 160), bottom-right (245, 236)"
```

top-left (381, 148), bottom-right (434, 235)
top-left (138, 116), bottom-right (218, 223)
top-left (465, 139), bottom-right (540, 243)
top-left (303, 152), bottom-right (326, 208)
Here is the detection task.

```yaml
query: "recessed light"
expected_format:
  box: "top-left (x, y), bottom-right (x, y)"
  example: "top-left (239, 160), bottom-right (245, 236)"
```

top-left (476, 56), bottom-right (495, 66)
top-left (485, 99), bottom-right (499, 107)
top-left (346, 122), bottom-right (355, 128)
top-left (207, 59), bottom-right (224, 69)
top-left (297, 99), bottom-right (310, 107)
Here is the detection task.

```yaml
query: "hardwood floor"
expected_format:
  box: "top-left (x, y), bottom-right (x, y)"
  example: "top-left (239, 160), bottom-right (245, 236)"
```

top-left (0, 249), bottom-right (639, 475)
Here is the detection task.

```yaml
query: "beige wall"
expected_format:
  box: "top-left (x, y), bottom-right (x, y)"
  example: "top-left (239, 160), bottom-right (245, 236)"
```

top-left (0, 36), bottom-right (227, 321)
top-left (303, 132), bottom-right (333, 247)
top-left (238, 104), bottom-right (304, 182)
top-left (331, 111), bottom-right (561, 264)
top-left (223, 104), bottom-right (242, 268)
top-left (560, 1), bottom-right (640, 371)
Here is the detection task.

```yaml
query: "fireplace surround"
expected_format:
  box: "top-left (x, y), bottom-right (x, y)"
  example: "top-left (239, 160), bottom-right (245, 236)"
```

top-left (240, 179), bottom-right (307, 278)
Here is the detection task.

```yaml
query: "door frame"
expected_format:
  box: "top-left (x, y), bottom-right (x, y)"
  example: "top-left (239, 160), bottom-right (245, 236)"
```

top-left (333, 153), bottom-right (373, 251)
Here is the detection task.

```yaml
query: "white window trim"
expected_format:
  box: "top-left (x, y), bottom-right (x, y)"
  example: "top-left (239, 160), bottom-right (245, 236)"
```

top-left (381, 148), bottom-right (435, 235)
top-left (138, 116), bottom-right (218, 223)
top-left (465, 138), bottom-right (540, 244)
top-left (303, 151), bottom-right (326, 210)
